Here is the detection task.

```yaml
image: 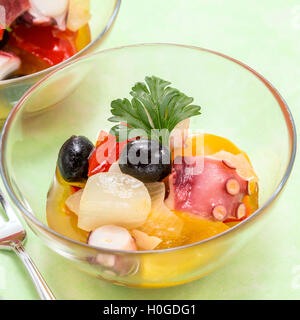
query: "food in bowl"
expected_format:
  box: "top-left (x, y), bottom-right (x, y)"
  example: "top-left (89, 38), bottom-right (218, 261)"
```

top-left (0, 0), bottom-right (91, 80)
top-left (46, 76), bottom-right (259, 252)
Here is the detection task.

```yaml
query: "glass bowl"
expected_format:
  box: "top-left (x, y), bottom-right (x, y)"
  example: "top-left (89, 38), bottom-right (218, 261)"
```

top-left (0, 0), bottom-right (121, 126)
top-left (0, 44), bottom-right (296, 288)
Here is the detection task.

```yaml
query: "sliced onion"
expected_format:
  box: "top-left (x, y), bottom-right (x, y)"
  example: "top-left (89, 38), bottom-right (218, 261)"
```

top-left (65, 189), bottom-right (83, 215)
top-left (78, 172), bottom-right (151, 231)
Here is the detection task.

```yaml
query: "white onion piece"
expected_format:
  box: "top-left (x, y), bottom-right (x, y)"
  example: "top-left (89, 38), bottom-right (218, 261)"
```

top-left (78, 172), bottom-right (151, 231)
top-left (145, 182), bottom-right (166, 207)
top-left (65, 189), bottom-right (83, 215)
top-left (108, 162), bottom-right (121, 174)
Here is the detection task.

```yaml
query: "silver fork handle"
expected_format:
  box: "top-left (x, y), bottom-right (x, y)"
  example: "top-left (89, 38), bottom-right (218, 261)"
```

top-left (13, 244), bottom-right (56, 300)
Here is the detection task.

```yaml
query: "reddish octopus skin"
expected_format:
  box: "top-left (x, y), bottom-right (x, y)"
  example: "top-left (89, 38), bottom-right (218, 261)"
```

top-left (165, 156), bottom-right (248, 221)
top-left (0, 0), bottom-right (30, 27)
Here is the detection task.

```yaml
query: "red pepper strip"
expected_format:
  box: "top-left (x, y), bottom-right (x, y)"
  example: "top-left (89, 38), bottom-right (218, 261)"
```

top-left (70, 186), bottom-right (82, 194)
top-left (88, 131), bottom-right (129, 177)
top-left (8, 24), bottom-right (77, 66)
top-left (0, 27), bottom-right (4, 41)
top-left (95, 130), bottom-right (109, 147)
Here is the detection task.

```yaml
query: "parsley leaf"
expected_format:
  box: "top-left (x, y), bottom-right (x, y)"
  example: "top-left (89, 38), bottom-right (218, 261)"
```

top-left (109, 76), bottom-right (201, 143)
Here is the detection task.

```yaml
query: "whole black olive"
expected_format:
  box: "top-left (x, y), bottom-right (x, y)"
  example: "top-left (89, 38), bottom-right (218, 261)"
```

top-left (119, 139), bottom-right (171, 183)
top-left (57, 136), bottom-right (94, 182)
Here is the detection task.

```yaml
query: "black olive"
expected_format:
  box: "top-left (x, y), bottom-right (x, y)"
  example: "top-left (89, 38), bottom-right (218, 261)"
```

top-left (119, 139), bottom-right (171, 183)
top-left (57, 136), bottom-right (94, 182)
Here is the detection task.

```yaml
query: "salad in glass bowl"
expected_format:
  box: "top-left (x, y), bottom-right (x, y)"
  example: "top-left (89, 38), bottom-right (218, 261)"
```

top-left (1, 44), bottom-right (294, 287)
top-left (47, 76), bottom-right (259, 252)
top-left (0, 0), bottom-right (92, 80)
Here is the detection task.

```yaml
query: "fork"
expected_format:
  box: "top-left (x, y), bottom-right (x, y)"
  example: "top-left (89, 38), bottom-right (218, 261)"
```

top-left (0, 189), bottom-right (55, 300)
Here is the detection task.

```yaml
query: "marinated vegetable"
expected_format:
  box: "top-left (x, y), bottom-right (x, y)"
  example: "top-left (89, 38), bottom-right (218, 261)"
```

top-left (46, 75), bottom-right (259, 252)
top-left (78, 172), bottom-right (151, 231)
top-left (88, 131), bottom-right (128, 177)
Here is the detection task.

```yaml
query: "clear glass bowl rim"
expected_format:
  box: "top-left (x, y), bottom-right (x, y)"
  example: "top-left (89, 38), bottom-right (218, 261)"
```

top-left (0, 43), bottom-right (297, 255)
top-left (0, 0), bottom-right (121, 85)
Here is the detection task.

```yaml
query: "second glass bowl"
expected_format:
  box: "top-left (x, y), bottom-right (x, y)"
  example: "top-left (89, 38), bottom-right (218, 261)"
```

top-left (0, 0), bottom-right (121, 126)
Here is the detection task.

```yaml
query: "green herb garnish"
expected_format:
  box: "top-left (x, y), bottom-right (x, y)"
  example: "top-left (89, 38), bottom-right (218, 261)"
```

top-left (109, 76), bottom-right (201, 143)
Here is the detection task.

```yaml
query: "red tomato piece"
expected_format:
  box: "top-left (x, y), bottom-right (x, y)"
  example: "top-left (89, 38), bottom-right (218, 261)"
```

top-left (88, 131), bottom-right (129, 177)
top-left (8, 24), bottom-right (77, 66)
top-left (95, 130), bottom-right (109, 147)
top-left (0, 27), bottom-right (4, 41)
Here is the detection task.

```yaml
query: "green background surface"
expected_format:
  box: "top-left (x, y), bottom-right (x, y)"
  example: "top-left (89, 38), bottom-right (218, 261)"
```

top-left (0, 0), bottom-right (299, 300)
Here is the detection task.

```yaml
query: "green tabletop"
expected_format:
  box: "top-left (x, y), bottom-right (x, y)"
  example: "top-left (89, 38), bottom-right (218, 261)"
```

top-left (0, 0), bottom-right (299, 300)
